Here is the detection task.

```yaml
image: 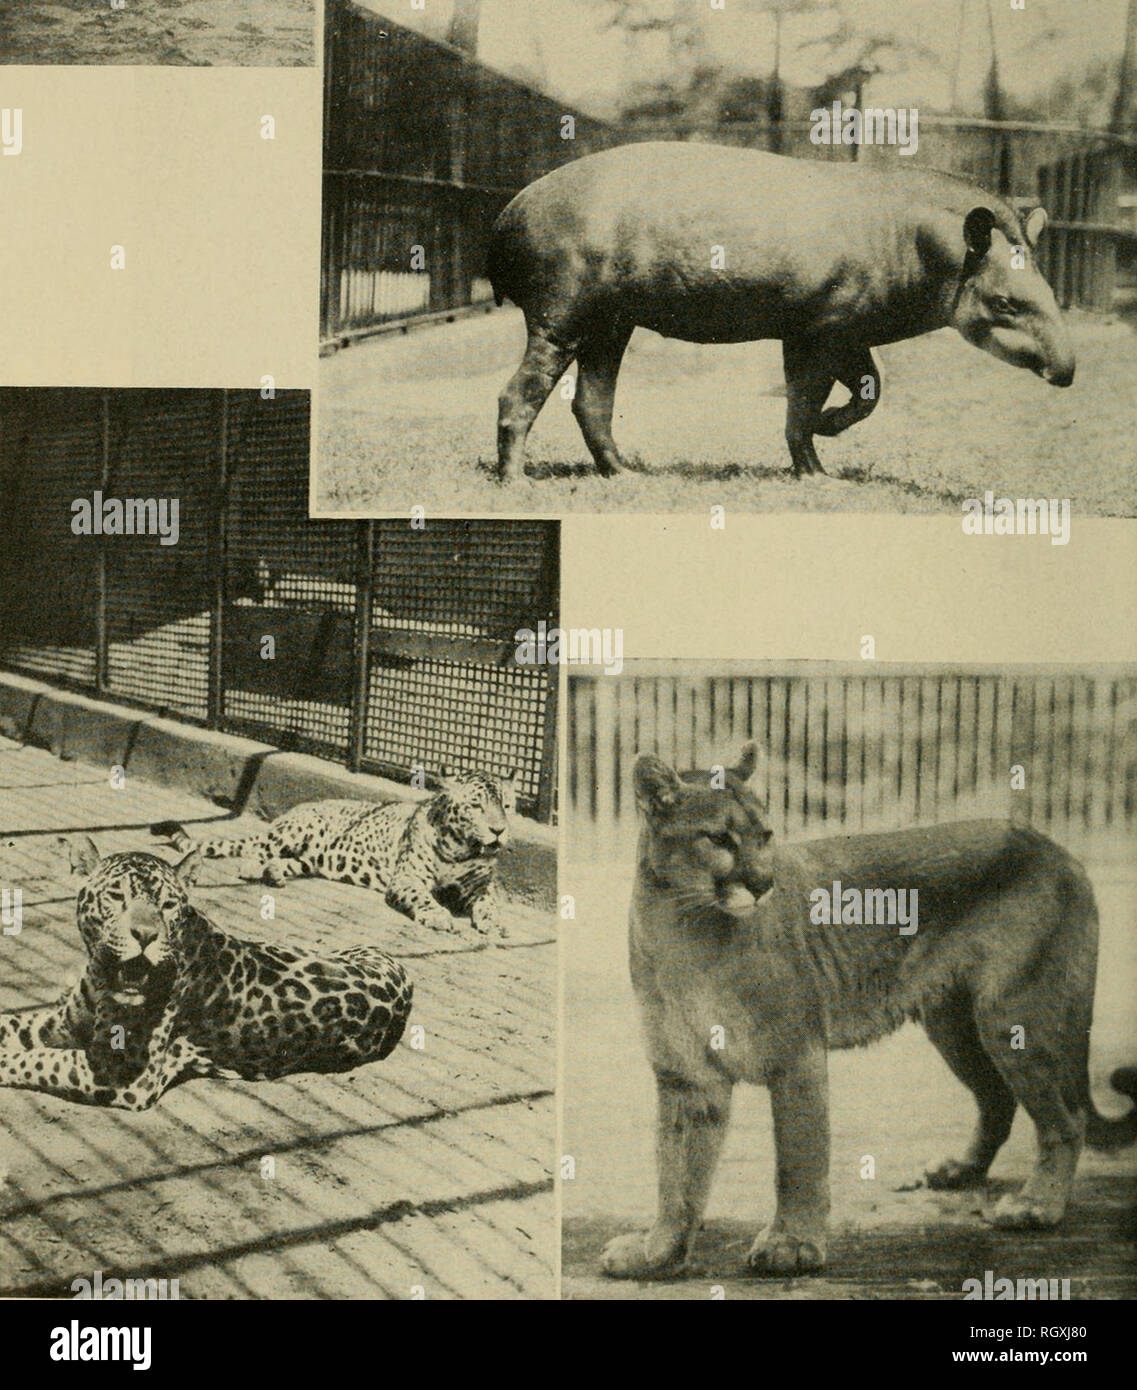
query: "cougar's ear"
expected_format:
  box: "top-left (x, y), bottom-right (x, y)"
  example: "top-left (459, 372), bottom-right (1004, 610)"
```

top-left (634, 755), bottom-right (681, 818)
top-left (1022, 205), bottom-right (1047, 250)
top-left (732, 742), bottom-right (765, 783)
top-left (963, 206), bottom-right (997, 258)
top-left (174, 848), bottom-right (202, 886)
top-left (64, 835), bottom-right (101, 878)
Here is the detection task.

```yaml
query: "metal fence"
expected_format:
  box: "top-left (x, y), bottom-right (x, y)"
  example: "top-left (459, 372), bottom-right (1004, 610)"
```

top-left (0, 389), bottom-right (559, 820)
top-left (1035, 145), bottom-right (1133, 311)
top-left (321, 1), bottom-right (619, 345)
top-left (568, 666), bottom-right (1137, 852)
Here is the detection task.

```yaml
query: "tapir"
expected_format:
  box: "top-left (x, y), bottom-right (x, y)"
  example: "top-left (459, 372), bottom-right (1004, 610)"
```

top-left (486, 142), bottom-right (1075, 480)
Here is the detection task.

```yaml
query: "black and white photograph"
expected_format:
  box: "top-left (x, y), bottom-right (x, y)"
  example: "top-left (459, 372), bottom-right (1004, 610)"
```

top-left (0, 389), bottom-right (558, 1300)
top-left (0, 1), bottom-right (315, 67)
top-left (561, 661), bottom-right (1137, 1299)
top-left (316, 0), bottom-right (1137, 516)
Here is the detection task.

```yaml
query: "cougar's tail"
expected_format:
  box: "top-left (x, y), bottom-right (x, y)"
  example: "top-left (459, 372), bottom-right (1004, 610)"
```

top-left (1086, 1067), bottom-right (1137, 1150)
top-left (150, 821), bottom-right (260, 860)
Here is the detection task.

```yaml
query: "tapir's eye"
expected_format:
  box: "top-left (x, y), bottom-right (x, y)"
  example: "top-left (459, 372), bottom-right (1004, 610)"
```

top-left (991, 295), bottom-right (1016, 317)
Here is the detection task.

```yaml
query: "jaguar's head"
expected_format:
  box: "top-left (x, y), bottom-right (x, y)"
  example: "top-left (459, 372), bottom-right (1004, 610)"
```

top-left (64, 838), bottom-right (202, 1009)
top-left (633, 742), bottom-right (774, 915)
top-left (431, 767), bottom-right (520, 857)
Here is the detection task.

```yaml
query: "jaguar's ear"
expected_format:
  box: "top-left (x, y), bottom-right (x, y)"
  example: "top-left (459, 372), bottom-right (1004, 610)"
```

top-left (438, 764), bottom-right (460, 794)
top-left (174, 848), bottom-right (202, 886)
top-left (634, 755), bottom-right (681, 819)
top-left (63, 835), bottom-right (101, 878)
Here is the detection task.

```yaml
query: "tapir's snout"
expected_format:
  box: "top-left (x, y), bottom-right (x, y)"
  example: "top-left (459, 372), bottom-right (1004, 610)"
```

top-left (1039, 356), bottom-right (1075, 388)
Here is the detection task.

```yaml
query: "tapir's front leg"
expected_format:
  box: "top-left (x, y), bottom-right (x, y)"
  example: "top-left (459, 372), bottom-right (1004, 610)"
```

top-left (781, 338), bottom-right (834, 476)
top-left (814, 347), bottom-right (881, 439)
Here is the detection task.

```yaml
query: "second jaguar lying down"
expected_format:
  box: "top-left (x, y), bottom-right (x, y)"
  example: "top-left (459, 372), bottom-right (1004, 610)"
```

top-left (152, 767), bottom-right (520, 937)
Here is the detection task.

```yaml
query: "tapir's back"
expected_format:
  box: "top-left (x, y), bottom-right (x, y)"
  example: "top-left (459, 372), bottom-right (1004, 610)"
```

top-left (489, 142), bottom-right (1015, 345)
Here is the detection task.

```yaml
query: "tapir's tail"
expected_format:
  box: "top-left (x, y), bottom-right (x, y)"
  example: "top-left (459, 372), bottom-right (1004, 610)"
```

top-left (486, 229), bottom-right (508, 308)
top-left (1085, 1067), bottom-right (1137, 1150)
top-left (486, 199), bottom-right (524, 309)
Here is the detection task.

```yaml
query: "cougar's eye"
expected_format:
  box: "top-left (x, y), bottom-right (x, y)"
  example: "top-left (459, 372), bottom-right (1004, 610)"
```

top-left (991, 295), bottom-right (1016, 317)
top-left (707, 831), bottom-right (737, 852)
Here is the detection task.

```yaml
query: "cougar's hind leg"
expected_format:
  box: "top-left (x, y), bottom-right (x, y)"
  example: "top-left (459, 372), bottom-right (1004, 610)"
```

top-left (922, 993), bottom-right (1016, 1188)
top-left (975, 1006), bottom-right (1085, 1229)
top-left (572, 322), bottom-right (632, 476)
top-left (496, 325), bottom-right (575, 480)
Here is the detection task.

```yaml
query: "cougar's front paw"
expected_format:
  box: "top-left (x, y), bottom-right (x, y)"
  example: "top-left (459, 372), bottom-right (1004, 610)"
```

top-left (926, 1157), bottom-right (988, 1190)
top-left (600, 1229), bottom-right (689, 1280)
top-left (990, 1191), bottom-right (1065, 1230)
top-left (746, 1229), bottom-right (826, 1276)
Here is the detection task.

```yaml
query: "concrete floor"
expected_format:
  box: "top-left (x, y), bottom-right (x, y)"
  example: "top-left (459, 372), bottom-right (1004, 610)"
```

top-left (561, 845), bottom-right (1137, 1300)
top-left (0, 738), bottom-right (555, 1300)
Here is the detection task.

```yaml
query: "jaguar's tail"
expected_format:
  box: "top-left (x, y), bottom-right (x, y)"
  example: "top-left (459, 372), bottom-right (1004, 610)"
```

top-left (150, 821), bottom-right (269, 861)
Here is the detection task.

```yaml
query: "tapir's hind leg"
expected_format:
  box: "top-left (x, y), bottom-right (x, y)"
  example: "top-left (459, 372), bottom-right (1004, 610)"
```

top-left (496, 326), bottom-right (575, 480)
top-left (573, 323), bottom-right (632, 476)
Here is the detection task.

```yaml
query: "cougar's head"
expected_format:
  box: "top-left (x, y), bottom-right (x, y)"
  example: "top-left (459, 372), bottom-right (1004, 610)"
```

top-left (633, 742), bottom-right (773, 915)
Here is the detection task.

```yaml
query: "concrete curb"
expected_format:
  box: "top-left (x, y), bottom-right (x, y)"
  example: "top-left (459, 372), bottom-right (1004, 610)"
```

top-left (0, 671), bottom-right (557, 911)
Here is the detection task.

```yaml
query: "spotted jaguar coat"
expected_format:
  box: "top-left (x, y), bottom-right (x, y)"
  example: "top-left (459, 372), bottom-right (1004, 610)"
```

top-left (152, 768), bottom-right (519, 937)
top-left (0, 840), bottom-right (412, 1111)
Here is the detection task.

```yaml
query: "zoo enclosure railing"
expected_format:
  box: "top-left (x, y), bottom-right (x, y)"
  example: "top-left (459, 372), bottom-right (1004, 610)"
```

top-left (321, 1), bottom-right (620, 346)
top-left (0, 389), bottom-right (559, 821)
top-left (568, 666), bottom-right (1137, 851)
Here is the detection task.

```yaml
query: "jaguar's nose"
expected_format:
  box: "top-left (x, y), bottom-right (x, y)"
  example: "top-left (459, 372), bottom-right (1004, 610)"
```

top-left (131, 921), bottom-right (159, 949)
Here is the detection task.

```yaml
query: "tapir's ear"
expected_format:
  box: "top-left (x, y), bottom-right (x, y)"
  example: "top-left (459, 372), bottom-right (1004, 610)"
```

top-left (1022, 206), bottom-right (1047, 250)
top-left (63, 835), bottom-right (101, 877)
top-left (963, 206), bottom-right (997, 257)
top-left (633, 755), bottom-right (681, 818)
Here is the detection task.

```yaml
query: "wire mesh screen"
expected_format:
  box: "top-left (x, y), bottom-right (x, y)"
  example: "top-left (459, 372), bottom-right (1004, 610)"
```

top-left (0, 389), bottom-right (559, 821)
top-left (366, 521), bottom-right (556, 804)
top-left (0, 389), bottom-right (102, 689)
top-left (222, 392), bottom-right (357, 760)
top-left (102, 391), bottom-right (217, 720)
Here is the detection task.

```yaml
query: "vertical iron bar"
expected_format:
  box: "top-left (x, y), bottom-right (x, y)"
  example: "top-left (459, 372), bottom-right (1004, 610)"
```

top-left (207, 389), bottom-right (229, 729)
top-left (535, 523), bottom-right (561, 823)
top-left (348, 519), bottom-right (374, 773)
top-left (93, 392), bottom-right (111, 695)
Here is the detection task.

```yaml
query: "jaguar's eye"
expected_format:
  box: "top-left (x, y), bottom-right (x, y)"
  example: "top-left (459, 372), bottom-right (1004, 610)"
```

top-left (991, 295), bottom-right (1016, 316)
top-left (707, 831), bottom-right (737, 852)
